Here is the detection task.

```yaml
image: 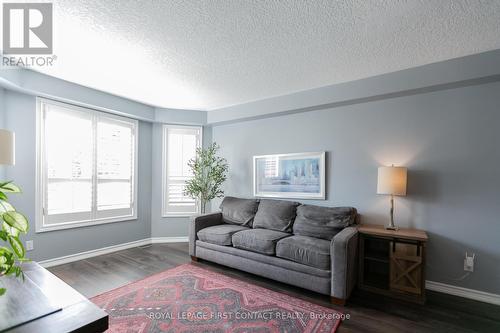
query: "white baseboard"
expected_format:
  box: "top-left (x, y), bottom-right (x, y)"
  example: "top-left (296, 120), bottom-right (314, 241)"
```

top-left (426, 280), bottom-right (500, 306)
top-left (39, 236), bottom-right (188, 268)
top-left (150, 236), bottom-right (189, 243)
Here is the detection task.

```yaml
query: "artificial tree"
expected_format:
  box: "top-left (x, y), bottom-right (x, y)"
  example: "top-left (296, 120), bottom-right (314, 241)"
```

top-left (184, 143), bottom-right (228, 214)
top-left (0, 181), bottom-right (29, 296)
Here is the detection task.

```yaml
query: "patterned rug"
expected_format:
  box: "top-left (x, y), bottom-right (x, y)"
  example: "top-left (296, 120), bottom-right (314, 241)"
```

top-left (91, 264), bottom-right (343, 332)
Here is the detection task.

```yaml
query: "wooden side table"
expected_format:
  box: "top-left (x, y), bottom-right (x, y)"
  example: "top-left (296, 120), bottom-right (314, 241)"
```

top-left (2, 262), bottom-right (108, 332)
top-left (357, 224), bottom-right (428, 304)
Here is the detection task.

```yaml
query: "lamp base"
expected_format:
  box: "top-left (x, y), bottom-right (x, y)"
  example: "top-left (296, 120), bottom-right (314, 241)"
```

top-left (386, 195), bottom-right (399, 230)
top-left (385, 225), bottom-right (399, 231)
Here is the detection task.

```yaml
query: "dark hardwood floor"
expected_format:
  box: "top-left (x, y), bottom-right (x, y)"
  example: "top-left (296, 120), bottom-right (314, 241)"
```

top-left (48, 243), bottom-right (500, 333)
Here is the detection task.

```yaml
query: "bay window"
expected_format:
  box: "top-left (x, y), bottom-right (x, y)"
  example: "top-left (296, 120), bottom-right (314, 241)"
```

top-left (36, 98), bottom-right (138, 232)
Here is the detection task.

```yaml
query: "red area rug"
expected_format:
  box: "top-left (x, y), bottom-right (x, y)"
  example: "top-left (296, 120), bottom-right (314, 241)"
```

top-left (91, 263), bottom-right (343, 332)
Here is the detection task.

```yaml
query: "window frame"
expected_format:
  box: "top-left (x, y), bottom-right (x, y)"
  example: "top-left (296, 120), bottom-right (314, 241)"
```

top-left (35, 98), bottom-right (139, 233)
top-left (161, 124), bottom-right (202, 217)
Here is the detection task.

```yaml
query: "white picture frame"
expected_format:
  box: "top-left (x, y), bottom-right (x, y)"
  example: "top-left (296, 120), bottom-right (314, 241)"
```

top-left (253, 151), bottom-right (326, 200)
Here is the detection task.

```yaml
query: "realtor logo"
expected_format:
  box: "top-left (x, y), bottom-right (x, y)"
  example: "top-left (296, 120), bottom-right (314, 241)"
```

top-left (2, 3), bottom-right (53, 54)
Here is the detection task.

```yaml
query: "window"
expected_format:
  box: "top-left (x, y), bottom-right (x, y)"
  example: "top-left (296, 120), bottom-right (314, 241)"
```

top-left (36, 98), bottom-right (138, 232)
top-left (162, 125), bottom-right (202, 216)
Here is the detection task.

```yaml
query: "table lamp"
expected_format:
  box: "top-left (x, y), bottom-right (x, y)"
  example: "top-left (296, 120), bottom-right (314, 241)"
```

top-left (377, 165), bottom-right (407, 230)
top-left (0, 129), bottom-right (15, 165)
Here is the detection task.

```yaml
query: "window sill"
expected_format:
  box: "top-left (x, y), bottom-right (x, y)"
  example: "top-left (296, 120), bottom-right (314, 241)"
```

top-left (161, 213), bottom-right (199, 218)
top-left (36, 214), bottom-right (137, 233)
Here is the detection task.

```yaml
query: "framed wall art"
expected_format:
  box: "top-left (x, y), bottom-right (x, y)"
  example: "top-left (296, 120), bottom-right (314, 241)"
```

top-left (253, 151), bottom-right (325, 200)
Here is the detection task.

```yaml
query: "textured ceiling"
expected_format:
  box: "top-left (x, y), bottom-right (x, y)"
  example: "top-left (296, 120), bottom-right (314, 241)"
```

top-left (31, 0), bottom-right (500, 110)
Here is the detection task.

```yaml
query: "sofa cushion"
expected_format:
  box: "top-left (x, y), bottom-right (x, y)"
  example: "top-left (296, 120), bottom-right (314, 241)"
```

top-left (197, 225), bottom-right (250, 246)
top-left (220, 196), bottom-right (260, 226)
top-left (196, 240), bottom-right (331, 278)
top-left (293, 205), bottom-right (357, 240)
top-left (232, 229), bottom-right (290, 255)
top-left (252, 199), bottom-right (299, 232)
top-left (276, 235), bottom-right (331, 270)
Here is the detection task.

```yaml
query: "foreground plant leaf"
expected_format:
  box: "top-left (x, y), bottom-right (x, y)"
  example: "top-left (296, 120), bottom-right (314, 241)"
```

top-left (0, 182), bottom-right (21, 193)
top-left (0, 200), bottom-right (15, 214)
top-left (0, 181), bottom-right (29, 296)
top-left (3, 211), bottom-right (29, 233)
top-left (8, 236), bottom-right (25, 258)
top-left (2, 222), bottom-right (19, 238)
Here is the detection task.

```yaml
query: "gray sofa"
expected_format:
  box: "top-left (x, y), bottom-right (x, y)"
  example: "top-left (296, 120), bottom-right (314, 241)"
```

top-left (189, 196), bottom-right (359, 305)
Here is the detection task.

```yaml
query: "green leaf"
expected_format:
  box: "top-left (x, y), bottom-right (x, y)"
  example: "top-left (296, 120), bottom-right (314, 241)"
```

top-left (15, 266), bottom-right (22, 277)
top-left (0, 200), bottom-right (15, 214)
top-left (3, 222), bottom-right (19, 237)
top-left (8, 236), bottom-right (25, 258)
top-left (4, 265), bottom-right (16, 275)
top-left (0, 182), bottom-right (21, 193)
top-left (0, 246), bottom-right (13, 256)
top-left (0, 247), bottom-right (14, 276)
top-left (0, 179), bottom-right (30, 288)
top-left (3, 212), bottom-right (29, 233)
top-left (16, 257), bottom-right (31, 262)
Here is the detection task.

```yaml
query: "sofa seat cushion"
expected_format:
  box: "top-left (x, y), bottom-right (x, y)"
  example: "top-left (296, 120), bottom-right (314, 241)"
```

top-left (293, 205), bottom-right (357, 240)
top-left (220, 196), bottom-right (260, 226)
top-left (197, 225), bottom-right (250, 246)
top-left (196, 240), bottom-right (331, 278)
top-left (232, 229), bottom-right (291, 255)
top-left (252, 199), bottom-right (299, 232)
top-left (276, 235), bottom-right (331, 270)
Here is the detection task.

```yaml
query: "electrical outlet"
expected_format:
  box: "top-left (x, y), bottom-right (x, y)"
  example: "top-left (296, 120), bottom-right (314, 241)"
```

top-left (464, 252), bottom-right (475, 272)
top-left (26, 240), bottom-right (34, 251)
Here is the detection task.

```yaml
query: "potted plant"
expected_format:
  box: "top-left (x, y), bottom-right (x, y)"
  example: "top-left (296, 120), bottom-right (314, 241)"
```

top-left (0, 181), bottom-right (29, 296)
top-left (184, 143), bottom-right (228, 214)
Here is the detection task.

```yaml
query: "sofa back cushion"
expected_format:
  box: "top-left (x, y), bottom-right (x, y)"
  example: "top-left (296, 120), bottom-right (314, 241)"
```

top-left (220, 196), bottom-right (259, 226)
top-left (293, 205), bottom-right (357, 240)
top-left (252, 199), bottom-right (299, 232)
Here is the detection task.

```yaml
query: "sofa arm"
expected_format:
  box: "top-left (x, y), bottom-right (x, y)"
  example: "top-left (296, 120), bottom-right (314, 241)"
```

top-left (189, 212), bottom-right (224, 257)
top-left (330, 226), bottom-right (358, 301)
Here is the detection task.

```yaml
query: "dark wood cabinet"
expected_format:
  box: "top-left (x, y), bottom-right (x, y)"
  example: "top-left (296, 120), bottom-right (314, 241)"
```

top-left (358, 224), bottom-right (428, 304)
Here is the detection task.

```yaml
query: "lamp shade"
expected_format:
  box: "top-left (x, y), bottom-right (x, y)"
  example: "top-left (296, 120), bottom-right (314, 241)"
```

top-left (377, 166), bottom-right (407, 196)
top-left (0, 129), bottom-right (15, 165)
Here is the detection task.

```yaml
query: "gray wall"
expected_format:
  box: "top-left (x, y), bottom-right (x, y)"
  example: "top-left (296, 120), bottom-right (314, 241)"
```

top-left (155, 108), bottom-right (207, 125)
top-left (212, 80), bottom-right (500, 295)
top-left (0, 88), bottom-right (4, 123)
top-left (2, 90), bottom-right (152, 261)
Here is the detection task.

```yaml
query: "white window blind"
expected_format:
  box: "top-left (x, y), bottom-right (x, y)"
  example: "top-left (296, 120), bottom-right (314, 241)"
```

top-left (37, 99), bottom-right (137, 232)
top-left (162, 125), bottom-right (202, 216)
top-left (96, 116), bottom-right (135, 219)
